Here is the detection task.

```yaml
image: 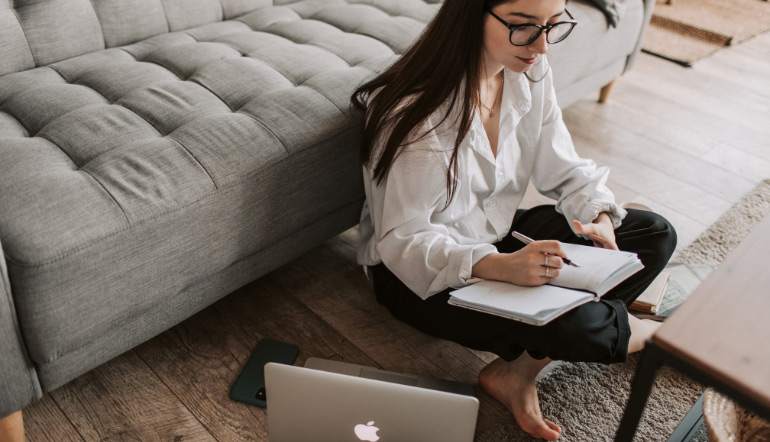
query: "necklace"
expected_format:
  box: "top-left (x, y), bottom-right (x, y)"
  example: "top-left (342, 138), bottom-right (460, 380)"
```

top-left (480, 72), bottom-right (504, 118)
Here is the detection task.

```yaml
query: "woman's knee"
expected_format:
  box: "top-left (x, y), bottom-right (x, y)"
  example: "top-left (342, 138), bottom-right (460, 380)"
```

top-left (649, 211), bottom-right (677, 253)
top-left (536, 300), bottom-right (630, 364)
top-left (619, 210), bottom-right (678, 263)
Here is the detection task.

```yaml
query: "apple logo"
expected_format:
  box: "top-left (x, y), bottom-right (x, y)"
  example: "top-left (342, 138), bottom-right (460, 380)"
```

top-left (354, 420), bottom-right (380, 441)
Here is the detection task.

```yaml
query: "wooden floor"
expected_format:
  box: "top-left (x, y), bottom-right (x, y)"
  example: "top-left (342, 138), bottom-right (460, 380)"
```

top-left (21, 32), bottom-right (770, 441)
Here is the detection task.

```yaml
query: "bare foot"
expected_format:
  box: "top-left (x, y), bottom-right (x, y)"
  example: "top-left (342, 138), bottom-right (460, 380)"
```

top-left (479, 356), bottom-right (561, 440)
top-left (628, 314), bottom-right (663, 353)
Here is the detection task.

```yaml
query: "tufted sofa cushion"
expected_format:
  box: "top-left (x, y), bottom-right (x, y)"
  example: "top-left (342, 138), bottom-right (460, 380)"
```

top-left (0, 0), bottom-right (277, 76)
top-left (0, 0), bottom-right (441, 389)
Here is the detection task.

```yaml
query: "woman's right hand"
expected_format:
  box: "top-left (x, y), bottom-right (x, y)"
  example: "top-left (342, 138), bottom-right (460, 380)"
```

top-left (472, 241), bottom-right (567, 286)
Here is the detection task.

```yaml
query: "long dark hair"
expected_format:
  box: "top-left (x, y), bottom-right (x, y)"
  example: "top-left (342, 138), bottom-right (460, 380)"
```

top-left (352, 0), bottom-right (508, 209)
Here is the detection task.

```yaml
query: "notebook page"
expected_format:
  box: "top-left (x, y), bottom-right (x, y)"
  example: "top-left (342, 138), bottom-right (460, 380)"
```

top-left (449, 280), bottom-right (592, 316)
top-left (550, 244), bottom-right (640, 294)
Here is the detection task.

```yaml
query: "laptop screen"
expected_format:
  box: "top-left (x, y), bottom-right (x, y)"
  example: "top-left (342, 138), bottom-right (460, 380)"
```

top-left (264, 362), bottom-right (479, 442)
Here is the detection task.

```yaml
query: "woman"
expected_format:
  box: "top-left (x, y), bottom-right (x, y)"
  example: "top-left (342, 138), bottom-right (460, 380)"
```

top-left (351, 0), bottom-right (677, 439)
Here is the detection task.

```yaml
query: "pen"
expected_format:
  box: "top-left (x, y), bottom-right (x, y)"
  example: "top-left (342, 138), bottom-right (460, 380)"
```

top-left (511, 231), bottom-right (580, 267)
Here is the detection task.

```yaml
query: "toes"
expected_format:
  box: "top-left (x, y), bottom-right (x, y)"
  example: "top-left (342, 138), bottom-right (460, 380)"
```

top-left (521, 418), bottom-right (561, 441)
top-left (537, 423), bottom-right (561, 441)
top-left (526, 426), bottom-right (560, 441)
top-left (545, 419), bottom-right (562, 434)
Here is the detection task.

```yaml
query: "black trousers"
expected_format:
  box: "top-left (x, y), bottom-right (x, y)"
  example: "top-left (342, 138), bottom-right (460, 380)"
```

top-left (371, 205), bottom-right (677, 365)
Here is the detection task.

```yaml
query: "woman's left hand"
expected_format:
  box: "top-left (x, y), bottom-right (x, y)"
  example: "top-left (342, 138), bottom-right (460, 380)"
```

top-left (572, 212), bottom-right (619, 250)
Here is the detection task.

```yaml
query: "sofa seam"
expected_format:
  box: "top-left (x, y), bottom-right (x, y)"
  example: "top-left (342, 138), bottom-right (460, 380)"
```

top-left (0, 107), bottom-right (33, 138)
top-left (86, 0), bottom-right (108, 51)
top-left (2, 124), bottom-right (359, 268)
top-left (9, 6), bottom-right (38, 68)
top-left (157, 0), bottom-right (172, 34)
top-left (78, 168), bottom-right (132, 225)
top-left (299, 82), bottom-right (347, 115)
top-left (30, 195), bottom-right (365, 365)
top-left (218, 0), bottom-right (226, 23)
top-left (167, 137), bottom-right (218, 190)
top-left (0, 111), bottom-right (31, 137)
top-left (3, 188), bottom-right (221, 269)
top-left (232, 110), bottom-right (290, 155)
top-left (0, 243), bottom-right (44, 400)
top-left (188, 77), bottom-right (235, 111)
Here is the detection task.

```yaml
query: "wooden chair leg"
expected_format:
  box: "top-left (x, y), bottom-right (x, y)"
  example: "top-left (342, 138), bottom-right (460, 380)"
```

top-left (0, 410), bottom-right (25, 442)
top-left (599, 79), bottom-right (617, 103)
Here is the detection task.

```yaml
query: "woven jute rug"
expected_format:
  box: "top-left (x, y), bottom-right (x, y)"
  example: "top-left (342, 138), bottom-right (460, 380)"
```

top-left (477, 179), bottom-right (770, 442)
top-left (642, 0), bottom-right (770, 66)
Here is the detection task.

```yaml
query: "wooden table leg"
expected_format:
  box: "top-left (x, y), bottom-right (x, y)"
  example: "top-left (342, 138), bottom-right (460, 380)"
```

top-left (599, 79), bottom-right (617, 103)
top-left (0, 410), bottom-right (25, 442)
top-left (615, 343), bottom-right (663, 442)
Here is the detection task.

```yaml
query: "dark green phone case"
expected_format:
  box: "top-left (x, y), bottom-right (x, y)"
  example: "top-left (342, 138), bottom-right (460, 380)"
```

top-left (230, 338), bottom-right (299, 407)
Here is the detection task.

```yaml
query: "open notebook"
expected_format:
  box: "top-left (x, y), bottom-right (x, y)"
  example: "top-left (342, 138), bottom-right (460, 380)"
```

top-left (448, 243), bottom-right (644, 325)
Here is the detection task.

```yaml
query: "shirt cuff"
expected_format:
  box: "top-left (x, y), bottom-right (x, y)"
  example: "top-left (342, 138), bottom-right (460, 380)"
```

top-left (456, 243), bottom-right (498, 286)
top-left (577, 201), bottom-right (627, 231)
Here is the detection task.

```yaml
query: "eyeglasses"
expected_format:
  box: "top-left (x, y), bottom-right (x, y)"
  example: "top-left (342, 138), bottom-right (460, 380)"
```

top-left (486, 8), bottom-right (577, 46)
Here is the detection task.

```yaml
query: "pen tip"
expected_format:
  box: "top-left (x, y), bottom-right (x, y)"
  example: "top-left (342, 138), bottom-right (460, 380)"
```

top-left (570, 262), bottom-right (580, 267)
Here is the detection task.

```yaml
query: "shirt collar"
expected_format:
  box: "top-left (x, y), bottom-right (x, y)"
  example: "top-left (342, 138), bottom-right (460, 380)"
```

top-left (501, 66), bottom-right (533, 128)
top-left (466, 67), bottom-right (534, 161)
top-left (432, 65), bottom-right (536, 160)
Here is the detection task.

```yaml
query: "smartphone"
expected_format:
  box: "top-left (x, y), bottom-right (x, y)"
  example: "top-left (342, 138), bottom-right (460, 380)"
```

top-left (230, 338), bottom-right (299, 407)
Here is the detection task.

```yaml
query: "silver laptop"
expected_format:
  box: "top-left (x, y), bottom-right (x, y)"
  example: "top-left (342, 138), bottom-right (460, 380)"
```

top-left (264, 358), bottom-right (479, 442)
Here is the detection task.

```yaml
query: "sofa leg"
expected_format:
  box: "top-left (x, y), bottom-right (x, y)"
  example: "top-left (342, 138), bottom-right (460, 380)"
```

top-left (0, 410), bottom-right (24, 442)
top-left (598, 79), bottom-right (617, 103)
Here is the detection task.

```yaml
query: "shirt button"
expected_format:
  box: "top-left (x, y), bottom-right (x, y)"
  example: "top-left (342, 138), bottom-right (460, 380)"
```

top-left (497, 172), bottom-right (504, 180)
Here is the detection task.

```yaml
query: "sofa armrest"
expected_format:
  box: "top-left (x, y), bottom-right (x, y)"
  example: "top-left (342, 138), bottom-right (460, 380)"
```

top-left (625, 0), bottom-right (656, 71)
top-left (0, 239), bottom-right (42, 418)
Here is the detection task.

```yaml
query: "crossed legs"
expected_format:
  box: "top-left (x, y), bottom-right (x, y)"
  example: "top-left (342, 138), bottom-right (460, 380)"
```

top-left (478, 315), bottom-right (660, 440)
top-left (372, 206), bottom-right (676, 440)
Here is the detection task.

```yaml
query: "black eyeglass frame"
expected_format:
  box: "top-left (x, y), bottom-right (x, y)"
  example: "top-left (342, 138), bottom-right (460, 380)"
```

top-left (485, 7), bottom-right (578, 46)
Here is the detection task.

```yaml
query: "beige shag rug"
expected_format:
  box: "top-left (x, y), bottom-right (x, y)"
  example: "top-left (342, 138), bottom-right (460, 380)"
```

top-left (477, 179), bottom-right (770, 442)
top-left (642, 0), bottom-right (770, 66)
top-left (676, 179), bottom-right (770, 265)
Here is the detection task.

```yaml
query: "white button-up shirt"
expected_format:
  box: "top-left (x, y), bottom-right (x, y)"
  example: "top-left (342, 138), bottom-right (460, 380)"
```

top-left (357, 57), bottom-right (626, 300)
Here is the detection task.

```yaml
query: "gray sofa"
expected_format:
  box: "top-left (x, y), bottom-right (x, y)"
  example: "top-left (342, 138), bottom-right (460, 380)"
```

top-left (0, 0), bottom-right (653, 421)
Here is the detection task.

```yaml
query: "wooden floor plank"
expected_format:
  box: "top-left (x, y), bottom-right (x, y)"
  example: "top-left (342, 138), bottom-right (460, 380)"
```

top-left (214, 274), bottom-right (381, 368)
top-left (692, 51), bottom-right (770, 109)
top-left (566, 116), bottom-right (735, 225)
top-left (613, 76), bottom-right (767, 150)
top-left (23, 395), bottom-right (84, 442)
top-left (567, 96), bottom-right (720, 159)
top-left (49, 351), bottom-right (215, 441)
top-left (622, 58), bottom-right (770, 138)
top-left (700, 145), bottom-right (770, 184)
top-left (732, 32), bottom-right (770, 60)
top-left (569, 109), bottom-right (755, 205)
top-left (630, 54), bottom-right (770, 113)
top-left (132, 307), bottom-right (269, 442)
